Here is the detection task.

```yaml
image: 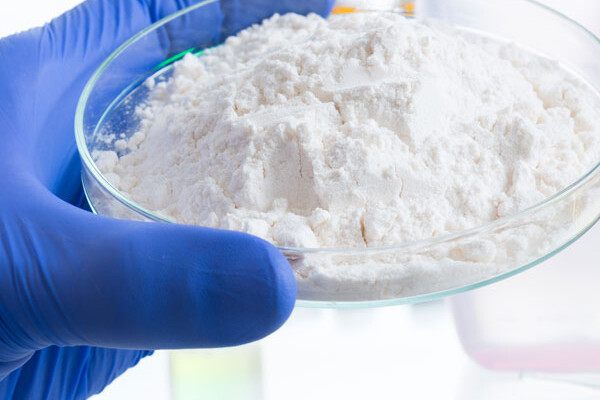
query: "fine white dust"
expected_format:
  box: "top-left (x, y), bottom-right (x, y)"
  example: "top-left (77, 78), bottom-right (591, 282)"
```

top-left (95, 12), bottom-right (600, 300)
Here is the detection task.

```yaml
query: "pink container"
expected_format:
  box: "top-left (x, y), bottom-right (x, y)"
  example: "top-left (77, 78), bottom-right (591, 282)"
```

top-left (452, 225), bottom-right (600, 372)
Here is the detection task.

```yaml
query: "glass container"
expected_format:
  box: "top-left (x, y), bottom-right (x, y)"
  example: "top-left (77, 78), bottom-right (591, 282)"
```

top-left (75, 0), bottom-right (600, 307)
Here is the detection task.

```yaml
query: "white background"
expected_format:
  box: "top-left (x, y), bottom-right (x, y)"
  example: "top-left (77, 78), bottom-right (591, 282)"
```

top-left (1, 1), bottom-right (600, 400)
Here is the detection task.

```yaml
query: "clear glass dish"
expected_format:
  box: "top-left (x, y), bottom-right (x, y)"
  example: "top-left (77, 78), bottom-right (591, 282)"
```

top-left (75, 0), bottom-right (600, 307)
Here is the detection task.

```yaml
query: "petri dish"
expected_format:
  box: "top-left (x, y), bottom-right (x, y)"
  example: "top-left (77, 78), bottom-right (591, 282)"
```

top-left (75, 0), bottom-right (600, 307)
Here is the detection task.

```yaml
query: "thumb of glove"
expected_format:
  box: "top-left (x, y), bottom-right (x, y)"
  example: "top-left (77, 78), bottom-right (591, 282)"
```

top-left (1, 183), bottom-right (296, 359)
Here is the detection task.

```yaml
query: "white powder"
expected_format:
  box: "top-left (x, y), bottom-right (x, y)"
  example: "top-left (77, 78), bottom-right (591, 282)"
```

top-left (95, 12), bottom-right (600, 300)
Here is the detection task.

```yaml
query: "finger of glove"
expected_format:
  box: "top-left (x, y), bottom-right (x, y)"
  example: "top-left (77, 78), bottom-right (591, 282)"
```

top-left (156, 0), bottom-right (335, 55)
top-left (0, 346), bottom-right (151, 400)
top-left (1, 185), bottom-right (296, 352)
top-left (219, 0), bottom-right (334, 39)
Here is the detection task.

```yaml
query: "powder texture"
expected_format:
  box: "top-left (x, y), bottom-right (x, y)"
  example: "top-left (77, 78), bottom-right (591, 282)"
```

top-left (95, 12), bottom-right (600, 300)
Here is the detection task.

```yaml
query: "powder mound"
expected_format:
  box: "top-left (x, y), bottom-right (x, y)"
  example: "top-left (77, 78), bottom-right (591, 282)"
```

top-left (98, 12), bottom-right (600, 249)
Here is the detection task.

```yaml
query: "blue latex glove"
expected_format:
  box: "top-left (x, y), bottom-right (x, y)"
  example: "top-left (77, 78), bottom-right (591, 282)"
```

top-left (0, 0), bottom-right (334, 398)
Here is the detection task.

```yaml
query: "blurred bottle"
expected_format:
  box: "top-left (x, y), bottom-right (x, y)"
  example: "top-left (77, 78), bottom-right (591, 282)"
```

top-left (170, 345), bottom-right (263, 400)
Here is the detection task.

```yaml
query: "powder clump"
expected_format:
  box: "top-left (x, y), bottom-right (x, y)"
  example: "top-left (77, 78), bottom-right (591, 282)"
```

top-left (97, 12), bottom-right (600, 252)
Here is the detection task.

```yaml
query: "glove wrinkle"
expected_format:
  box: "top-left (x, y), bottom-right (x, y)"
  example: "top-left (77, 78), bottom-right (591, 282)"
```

top-left (0, 354), bottom-right (30, 387)
top-left (0, 213), bottom-right (72, 355)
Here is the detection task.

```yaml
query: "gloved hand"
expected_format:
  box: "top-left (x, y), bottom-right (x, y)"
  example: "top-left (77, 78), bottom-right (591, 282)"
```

top-left (0, 0), bottom-right (333, 398)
